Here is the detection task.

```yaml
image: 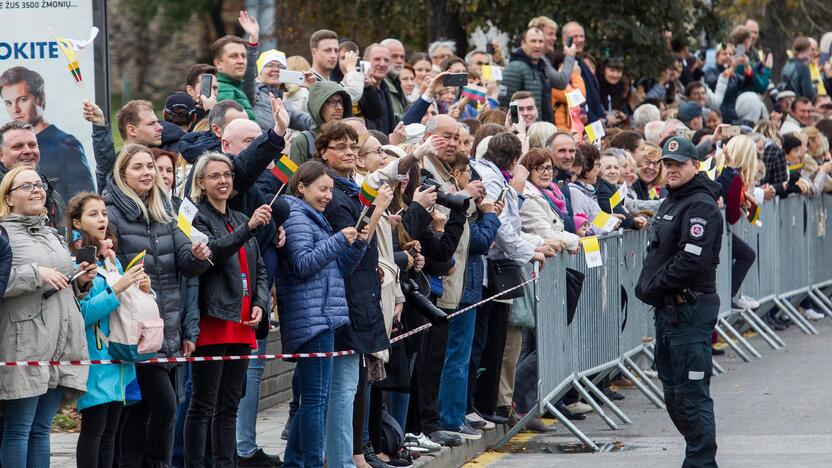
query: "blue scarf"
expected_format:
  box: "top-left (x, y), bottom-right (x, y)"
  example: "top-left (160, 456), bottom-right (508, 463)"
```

top-left (335, 175), bottom-right (359, 197)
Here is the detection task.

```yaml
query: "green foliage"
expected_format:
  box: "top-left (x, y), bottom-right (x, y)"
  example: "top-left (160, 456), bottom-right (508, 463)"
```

top-left (121, 0), bottom-right (213, 31)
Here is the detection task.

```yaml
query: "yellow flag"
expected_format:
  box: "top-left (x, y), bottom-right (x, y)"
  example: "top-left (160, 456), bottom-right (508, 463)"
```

top-left (592, 211), bottom-right (618, 231)
top-left (581, 236), bottom-right (603, 268)
top-left (585, 120), bottom-right (605, 142)
top-left (609, 185), bottom-right (626, 209)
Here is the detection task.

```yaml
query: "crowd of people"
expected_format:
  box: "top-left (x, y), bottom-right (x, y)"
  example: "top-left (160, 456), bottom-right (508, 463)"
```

top-left (0, 9), bottom-right (831, 468)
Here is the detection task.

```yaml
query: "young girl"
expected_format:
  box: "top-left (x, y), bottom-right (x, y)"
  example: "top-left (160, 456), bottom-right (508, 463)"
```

top-left (68, 192), bottom-right (149, 468)
top-left (574, 213), bottom-right (592, 237)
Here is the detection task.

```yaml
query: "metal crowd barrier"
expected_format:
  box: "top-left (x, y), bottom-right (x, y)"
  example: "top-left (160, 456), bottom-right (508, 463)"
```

top-left (498, 195), bottom-right (832, 450)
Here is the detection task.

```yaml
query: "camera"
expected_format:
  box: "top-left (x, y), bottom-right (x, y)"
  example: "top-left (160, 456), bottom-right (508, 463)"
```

top-left (419, 175), bottom-right (473, 214)
top-left (400, 279), bottom-right (447, 325)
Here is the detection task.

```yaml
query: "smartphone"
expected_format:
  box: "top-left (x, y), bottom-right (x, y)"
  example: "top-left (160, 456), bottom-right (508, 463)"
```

top-left (567, 36), bottom-right (574, 48)
top-left (674, 127), bottom-right (689, 138)
top-left (75, 246), bottom-right (97, 265)
top-left (735, 44), bottom-right (746, 58)
top-left (496, 186), bottom-right (509, 204)
top-left (723, 125), bottom-right (741, 137)
top-left (821, 51), bottom-right (831, 67)
top-left (486, 43), bottom-right (494, 55)
top-left (360, 60), bottom-right (370, 74)
top-left (443, 73), bottom-right (468, 87)
top-left (509, 101), bottom-right (519, 124)
top-left (199, 74), bottom-right (213, 98)
top-left (408, 246), bottom-right (419, 257)
top-left (355, 205), bottom-right (376, 231)
top-left (279, 70), bottom-right (306, 85)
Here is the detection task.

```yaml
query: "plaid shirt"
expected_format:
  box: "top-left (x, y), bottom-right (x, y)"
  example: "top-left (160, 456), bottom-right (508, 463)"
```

top-left (762, 140), bottom-right (787, 186)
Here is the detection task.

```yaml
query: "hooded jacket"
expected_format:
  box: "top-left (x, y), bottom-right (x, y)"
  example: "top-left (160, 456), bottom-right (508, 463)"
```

top-left (635, 174), bottom-right (724, 307)
top-left (252, 82), bottom-right (313, 133)
top-left (179, 130), bottom-right (221, 165)
top-left (287, 81), bottom-right (353, 165)
top-left (103, 178), bottom-right (210, 357)
top-left (277, 196), bottom-right (366, 353)
top-left (217, 72), bottom-right (256, 120)
top-left (0, 214), bottom-right (88, 400)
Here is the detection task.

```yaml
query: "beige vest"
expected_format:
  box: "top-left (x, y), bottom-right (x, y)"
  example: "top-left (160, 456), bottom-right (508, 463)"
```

top-left (423, 154), bottom-right (471, 310)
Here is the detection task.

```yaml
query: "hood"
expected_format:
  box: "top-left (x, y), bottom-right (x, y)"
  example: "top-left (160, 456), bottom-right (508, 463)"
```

top-left (667, 173), bottom-right (722, 202)
top-left (509, 47), bottom-right (542, 69)
top-left (179, 130), bottom-right (221, 164)
top-left (735, 91), bottom-right (767, 123)
top-left (1, 213), bottom-right (47, 229)
top-left (307, 81), bottom-right (353, 131)
top-left (160, 121), bottom-right (186, 153)
top-left (569, 180), bottom-right (596, 198)
top-left (285, 195), bottom-right (333, 232)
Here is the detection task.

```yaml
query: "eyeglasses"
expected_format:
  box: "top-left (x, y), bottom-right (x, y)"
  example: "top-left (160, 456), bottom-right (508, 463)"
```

top-left (327, 143), bottom-right (359, 153)
top-left (202, 172), bottom-right (234, 182)
top-left (360, 148), bottom-right (384, 157)
top-left (641, 160), bottom-right (661, 168)
top-left (533, 165), bottom-right (555, 174)
top-left (11, 182), bottom-right (47, 193)
top-left (324, 99), bottom-right (344, 108)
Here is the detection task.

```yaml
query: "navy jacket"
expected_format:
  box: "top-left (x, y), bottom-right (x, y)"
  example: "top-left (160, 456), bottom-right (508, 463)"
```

top-left (276, 196), bottom-right (366, 353)
top-left (461, 211), bottom-right (500, 305)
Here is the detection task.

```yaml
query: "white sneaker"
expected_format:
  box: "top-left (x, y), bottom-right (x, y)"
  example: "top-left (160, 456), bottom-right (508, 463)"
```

top-left (643, 369), bottom-right (659, 379)
top-left (403, 432), bottom-right (441, 453)
top-left (802, 308), bottom-right (825, 321)
top-left (565, 401), bottom-right (593, 414)
top-left (466, 412), bottom-right (495, 430)
top-left (732, 295), bottom-right (760, 309)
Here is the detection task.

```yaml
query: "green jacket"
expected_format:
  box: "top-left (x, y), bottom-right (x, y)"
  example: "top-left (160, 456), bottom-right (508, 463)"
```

top-left (287, 81), bottom-right (353, 166)
top-left (217, 72), bottom-right (255, 120)
top-left (383, 75), bottom-right (408, 123)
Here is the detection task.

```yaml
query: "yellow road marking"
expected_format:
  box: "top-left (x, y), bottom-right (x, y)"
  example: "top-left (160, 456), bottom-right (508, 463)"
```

top-left (462, 427), bottom-right (547, 466)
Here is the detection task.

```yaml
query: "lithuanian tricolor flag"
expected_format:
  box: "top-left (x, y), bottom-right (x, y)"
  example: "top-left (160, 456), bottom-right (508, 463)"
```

top-left (359, 180), bottom-right (378, 207)
top-left (271, 155), bottom-right (297, 184)
top-left (649, 186), bottom-right (661, 200)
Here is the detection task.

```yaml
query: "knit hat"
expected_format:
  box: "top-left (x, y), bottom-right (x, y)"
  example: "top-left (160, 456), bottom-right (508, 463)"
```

top-left (256, 49), bottom-right (288, 74)
top-left (573, 212), bottom-right (590, 230)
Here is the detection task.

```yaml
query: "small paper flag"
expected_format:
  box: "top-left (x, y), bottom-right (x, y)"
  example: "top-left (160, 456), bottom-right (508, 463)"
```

top-left (359, 180), bottom-right (378, 207)
top-left (609, 184), bottom-right (626, 209)
top-left (649, 186), bottom-right (662, 200)
top-left (565, 89), bottom-right (586, 108)
top-left (699, 157), bottom-right (715, 173)
top-left (480, 65), bottom-right (502, 81)
top-left (591, 210), bottom-right (619, 232)
top-left (460, 86), bottom-right (487, 103)
top-left (581, 236), bottom-right (603, 268)
top-left (177, 197), bottom-right (209, 243)
top-left (125, 250), bottom-right (146, 271)
top-left (585, 120), bottom-right (605, 142)
top-left (788, 162), bottom-right (804, 173)
top-left (746, 201), bottom-right (762, 226)
top-left (51, 27), bottom-right (98, 86)
top-left (272, 154), bottom-right (297, 184)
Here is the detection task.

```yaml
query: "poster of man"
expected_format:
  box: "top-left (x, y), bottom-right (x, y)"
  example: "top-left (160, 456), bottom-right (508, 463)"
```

top-left (0, 0), bottom-right (106, 202)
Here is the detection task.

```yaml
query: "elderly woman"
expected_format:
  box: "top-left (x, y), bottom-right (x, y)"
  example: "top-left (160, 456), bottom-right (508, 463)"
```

top-left (632, 142), bottom-right (666, 200)
top-left (569, 143), bottom-right (623, 234)
top-left (0, 166), bottom-right (97, 467)
top-left (596, 150), bottom-right (649, 230)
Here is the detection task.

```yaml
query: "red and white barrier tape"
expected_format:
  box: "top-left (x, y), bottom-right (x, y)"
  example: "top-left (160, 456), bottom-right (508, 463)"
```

top-left (0, 273), bottom-right (537, 367)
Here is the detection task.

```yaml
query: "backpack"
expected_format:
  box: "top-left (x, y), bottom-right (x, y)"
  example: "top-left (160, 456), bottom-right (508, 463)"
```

top-left (378, 410), bottom-right (404, 455)
top-left (95, 258), bottom-right (164, 361)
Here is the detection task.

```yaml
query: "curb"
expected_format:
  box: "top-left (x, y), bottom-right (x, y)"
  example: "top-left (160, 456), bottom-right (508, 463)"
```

top-left (412, 425), bottom-right (509, 468)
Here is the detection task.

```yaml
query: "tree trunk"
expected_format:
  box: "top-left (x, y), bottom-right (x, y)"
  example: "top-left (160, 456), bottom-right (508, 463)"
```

top-left (425, 0), bottom-right (468, 57)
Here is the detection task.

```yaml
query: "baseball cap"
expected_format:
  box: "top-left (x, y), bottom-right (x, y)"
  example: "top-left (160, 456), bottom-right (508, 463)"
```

top-left (256, 49), bottom-right (288, 74)
top-left (661, 136), bottom-right (697, 163)
top-left (775, 90), bottom-right (796, 101)
top-left (163, 92), bottom-right (196, 118)
top-left (677, 101), bottom-right (702, 123)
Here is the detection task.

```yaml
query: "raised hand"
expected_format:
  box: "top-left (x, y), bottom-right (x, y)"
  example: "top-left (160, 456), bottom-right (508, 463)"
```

top-left (238, 10), bottom-right (259, 44)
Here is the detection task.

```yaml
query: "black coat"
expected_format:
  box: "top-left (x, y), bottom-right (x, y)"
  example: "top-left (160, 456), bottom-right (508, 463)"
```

top-left (323, 176), bottom-right (389, 354)
top-left (595, 178), bottom-right (635, 229)
top-left (191, 198), bottom-right (270, 324)
top-left (104, 178), bottom-right (210, 356)
top-left (0, 234), bottom-right (10, 302)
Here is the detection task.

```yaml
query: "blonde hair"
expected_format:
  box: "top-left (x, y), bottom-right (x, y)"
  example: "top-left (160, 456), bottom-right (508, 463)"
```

top-left (641, 142), bottom-right (665, 184)
top-left (0, 166), bottom-right (47, 218)
top-left (189, 152), bottom-right (234, 203)
top-left (114, 144), bottom-right (173, 224)
top-left (801, 126), bottom-right (828, 159)
top-left (723, 135), bottom-right (759, 186)
top-left (527, 121), bottom-right (557, 149)
top-left (528, 16), bottom-right (558, 31)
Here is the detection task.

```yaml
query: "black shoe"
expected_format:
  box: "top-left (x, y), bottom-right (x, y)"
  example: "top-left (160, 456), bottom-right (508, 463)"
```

top-left (280, 413), bottom-right (293, 441)
top-left (363, 444), bottom-right (395, 468)
top-left (237, 448), bottom-right (283, 467)
top-left (387, 447), bottom-right (414, 467)
top-left (429, 430), bottom-right (463, 447)
top-left (604, 388), bottom-right (625, 401)
top-left (711, 346), bottom-right (725, 356)
top-left (554, 402), bottom-right (586, 421)
top-left (763, 314), bottom-right (787, 331)
top-left (480, 412), bottom-right (509, 424)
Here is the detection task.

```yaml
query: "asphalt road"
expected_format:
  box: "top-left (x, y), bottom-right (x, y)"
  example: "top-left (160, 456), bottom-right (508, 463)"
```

top-left (466, 315), bottom-right (832, 468)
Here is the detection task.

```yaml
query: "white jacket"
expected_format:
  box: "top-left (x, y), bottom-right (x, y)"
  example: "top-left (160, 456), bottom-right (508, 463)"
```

top-left (519, 181), bottom-right (581, 252)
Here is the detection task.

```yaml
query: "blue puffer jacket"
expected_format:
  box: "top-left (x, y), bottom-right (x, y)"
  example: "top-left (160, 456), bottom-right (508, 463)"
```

top-left (77, 257), bottom-right (141, 411)
top-left (460, 211), bottom-right (501, 305)
top-left (276, 196), bottom-right (367, 353)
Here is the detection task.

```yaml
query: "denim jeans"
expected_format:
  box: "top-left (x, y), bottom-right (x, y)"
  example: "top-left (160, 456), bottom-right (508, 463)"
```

top-left (284, 330), bottom-right (335, 468)
top-left (236, 337), bottom-right (268, 458)
top-left (387, 392), bottom-right (410, 434)
top-left (1, 386), bottom-right (64, 468)
top-left (438, 306), bottom-right (477, 429)
top-left (171, 364), bottom-right (191, 468)
top-left (325, 353), bottom-right (359, 468)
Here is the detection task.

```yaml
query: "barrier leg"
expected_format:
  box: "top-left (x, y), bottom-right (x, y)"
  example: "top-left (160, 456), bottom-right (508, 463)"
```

top-left (580, 375), bottom-right (632, 425)
top-left (623, 356), bottom-right (664, 401)
top-left (807, 289), bottom-right (832, 318)
top-left (810, 286), bottom-right (832, 311)
top-left (495, 409), bottom-right (539, 448)
top-left (714, 322), bottom-right (752, 362)
top-left (719, 316), bottom-right (762, 359)
top-left (712, 358), bottom-right (725, 375)
top-left (774, 296), bottom-right (818, 335)
top-left (544, 401), bottom-right (599, 451)
top-left (739, 309), bottom-right (783, 350)
top-left (571, 377), bottom-right (618, 430)
top-left (617, 361), bottom-right (665, 409)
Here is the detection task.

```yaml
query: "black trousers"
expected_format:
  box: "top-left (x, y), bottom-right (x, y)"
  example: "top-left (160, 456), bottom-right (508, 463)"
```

top-left (184, 343), bottom-right (250, 468)
top-left (119, 365), bottom-right (178, 468)
top-left (77, 402), bottom-right (122, 468)
top-left (471, 290), bottom-right (509, 415)
top-left (414, 310), bottom-right (451, 435)
top-left (731, 234), bottom-right (756, 297)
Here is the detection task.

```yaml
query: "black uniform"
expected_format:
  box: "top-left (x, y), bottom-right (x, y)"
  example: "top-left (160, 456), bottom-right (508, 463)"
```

top-left (636, 138), bottom-right (724, 468)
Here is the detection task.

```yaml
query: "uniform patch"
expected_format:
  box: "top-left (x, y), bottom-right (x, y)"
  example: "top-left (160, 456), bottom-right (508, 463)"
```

top-left (690, 217), bottom-right (708, 225)
top-left (662, 214), bottom-right (674, 220)
top-left (684, 243), bottom-right (702, 256)
top-left (688, 371), bottom-right (705, 380)
top-left (690, 223), bottom-right (705, 239)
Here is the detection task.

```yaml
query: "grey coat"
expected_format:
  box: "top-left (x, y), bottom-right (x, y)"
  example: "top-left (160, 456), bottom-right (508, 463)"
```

top-left (0, 214), bottom-right (88, 400)
top-left (104, 178), bottom-right (209, 357)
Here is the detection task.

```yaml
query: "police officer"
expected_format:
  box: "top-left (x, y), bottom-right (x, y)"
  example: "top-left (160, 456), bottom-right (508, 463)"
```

top-left (635, 136), bottom-right (724, 468)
